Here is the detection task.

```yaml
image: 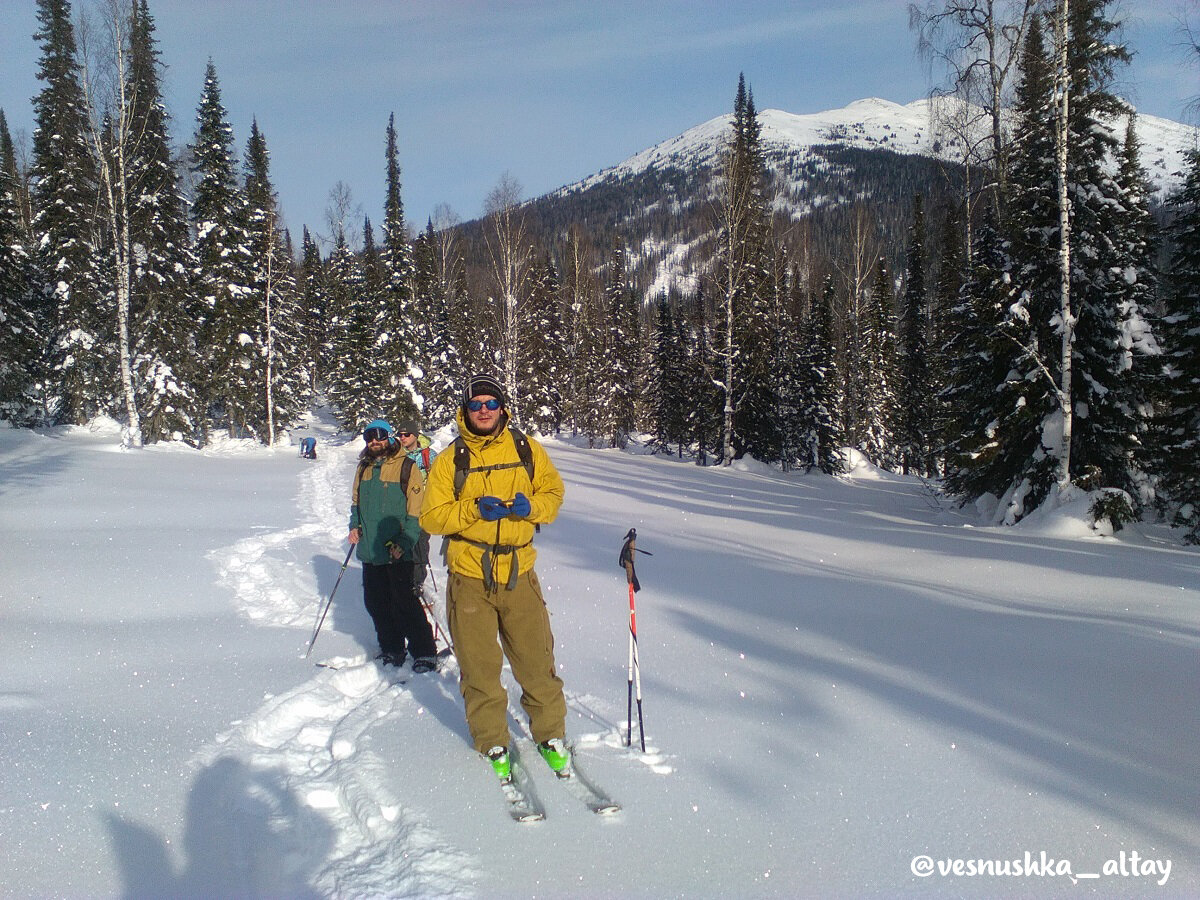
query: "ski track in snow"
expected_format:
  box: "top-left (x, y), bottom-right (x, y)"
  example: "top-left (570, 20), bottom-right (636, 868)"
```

top-left (201, 427), bottom-right (675, 896)
top-left (202, 434), bottom-right (478, 898)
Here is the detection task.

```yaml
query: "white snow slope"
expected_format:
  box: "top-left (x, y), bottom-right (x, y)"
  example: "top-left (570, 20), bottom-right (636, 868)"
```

top-left (571, 97), bottom-right (1197, 201)
top-left (1, 411), bottom-right (1197, 899)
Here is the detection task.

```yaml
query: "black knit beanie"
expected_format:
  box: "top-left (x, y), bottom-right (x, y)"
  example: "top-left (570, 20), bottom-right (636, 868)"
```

top-left (463, 373), bottom-right (507, 409)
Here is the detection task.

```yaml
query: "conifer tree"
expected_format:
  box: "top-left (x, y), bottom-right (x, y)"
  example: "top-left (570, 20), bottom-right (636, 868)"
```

top-left (30, 0), bottom-right (105, 425)
top-left (958, 12), bottom-right (1062, 518)
top-left (0, 111), bottom-right (38, 423)
top-left (297, 227), bottom-right (327, 395)
top-left (411, 220), bottom-right (462, 429)
top-left (941, 206), bottom-right (1037, 508)
top-left (797, 274), bottom-right (843, 473)
top-left (126, 0), bottom-right (200, 443)
top-left (514, 252), bottom-right (565, 433)
top-left (244, 119), bottom-right (307, 442)
top-left (1153, 147), bottom-right (1200, 539)
top-left (190, 60), bottom-right (253, 439)
top-left (560, 225), bottom-right (598, 436)
top-left (378, 114), bottom-right (420, 422)
top-left (323, 227), bottom-right (374, 428)
top-left (927, 203), bottom-right (966, 467)
top-left (856, 260), bottom-right (899, 467)
top-left (1056, 0), bottom-right (1144, 499)
top-left (897, 195), bottom-right (931, 475)
top-left (603, 242), bottom-right (641, 447)
top-left (715, 74), bottom-right (776, 463)
top-left (649, 291), bottom-right (689, 455)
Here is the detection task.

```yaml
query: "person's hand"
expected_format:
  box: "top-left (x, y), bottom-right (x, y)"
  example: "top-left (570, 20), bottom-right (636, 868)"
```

top-left (510, 493), bottom-right (531, 518)
top-left (348, 528), bottom-right (361, 545)
top-left (478, 496), bottom-right (511, 521)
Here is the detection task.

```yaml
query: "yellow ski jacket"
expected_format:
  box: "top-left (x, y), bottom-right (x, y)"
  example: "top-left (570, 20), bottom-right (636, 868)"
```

top-left (419, 411), bottom-right (564, 586)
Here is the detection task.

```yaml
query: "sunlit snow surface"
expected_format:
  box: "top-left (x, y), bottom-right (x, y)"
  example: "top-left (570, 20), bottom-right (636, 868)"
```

top-left (1, 411), bottom-right (1197, 898)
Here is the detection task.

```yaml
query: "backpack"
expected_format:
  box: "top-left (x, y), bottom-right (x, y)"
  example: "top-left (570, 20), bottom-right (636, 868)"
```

top-left (355, 454), bottom-right (415, 495)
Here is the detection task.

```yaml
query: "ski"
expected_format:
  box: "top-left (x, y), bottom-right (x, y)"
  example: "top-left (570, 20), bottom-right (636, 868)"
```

top-left (556, 756), bottom-right (621, 816)
top-left (497, 745), bottom-right (546, 823)
top-left (523, 740), bottom-right (621, 816)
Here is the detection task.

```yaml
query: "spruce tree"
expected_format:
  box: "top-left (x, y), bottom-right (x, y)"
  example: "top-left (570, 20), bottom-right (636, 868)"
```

top-left (297, 227), bottom-right (327, 396)
top-left (244, 119), bottom-right (307, 442)
top-left (30, 0), bottom-right (106, 425)
top-left (190, 60), bottom-right (253, 439)
top-left (1058, 0), bottom-right (1143, 498)
top-left (127, 0), bottom-right (200, 443)
top-left (0, 111), bottom-right (38, 423)
top-left (649, 291), bottom-right (689, 455)
top-left (603, 242), bottom-right (641, 447)
top-left (378, 114), bottom-right (420, 422)
top-left (411, 221), bottom-right (462, 429)
top-left (856, 260), bottom-right (898, 467)
top-left (323, 227), bottom-right (374, 428)
top-left (897, 195), bottom-right (931, 475)
top-left (716, 74), bottom-right (776, 463)
top-left (1154, 147), bottom-right (1200, 539)
top-left (798, 274), bottom-right (843, 473)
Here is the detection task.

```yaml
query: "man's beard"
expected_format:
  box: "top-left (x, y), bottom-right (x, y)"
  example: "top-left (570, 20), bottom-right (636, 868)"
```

top-left (464, 411), bottom-right (506, 436)
top-left (364, 442), bottom-right (393, 459)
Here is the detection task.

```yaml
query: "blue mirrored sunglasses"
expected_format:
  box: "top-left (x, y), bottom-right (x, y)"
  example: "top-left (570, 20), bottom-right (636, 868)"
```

top-left (363, 426), bottom-right (391, 442)
top-left (467, 398), bottom-right (502, 412)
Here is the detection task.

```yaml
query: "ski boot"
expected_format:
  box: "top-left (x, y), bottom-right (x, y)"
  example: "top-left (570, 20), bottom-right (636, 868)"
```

top-left (486, 746), bottom-right (512, 783)
top-left (537, 738), bottom-right (571, 777)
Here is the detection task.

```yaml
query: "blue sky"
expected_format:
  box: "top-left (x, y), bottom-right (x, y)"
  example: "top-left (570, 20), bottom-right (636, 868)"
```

top-left (1, 1), bottom-right (1195, 244)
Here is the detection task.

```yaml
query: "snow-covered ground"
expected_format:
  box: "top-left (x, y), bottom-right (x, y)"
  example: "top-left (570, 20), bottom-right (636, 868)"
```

top-left (1, 411), bottom-right (1197, 898)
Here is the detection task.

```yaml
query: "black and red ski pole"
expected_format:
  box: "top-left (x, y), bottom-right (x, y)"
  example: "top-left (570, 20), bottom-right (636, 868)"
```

top-left (619, 528), bottom-right (652, 752)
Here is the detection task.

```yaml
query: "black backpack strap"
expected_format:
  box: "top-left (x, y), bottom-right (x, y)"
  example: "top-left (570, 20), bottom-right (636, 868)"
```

top-left (509, 426), bottom-right (535, 484)
top-left (400, 455), bottom-right (414, 494)
top-left (452, 436), bottom-right (471, 500)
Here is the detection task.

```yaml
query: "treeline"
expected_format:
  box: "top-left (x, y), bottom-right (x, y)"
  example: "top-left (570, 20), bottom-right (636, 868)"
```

top-left (1, 0), bottom-right (1198, 540)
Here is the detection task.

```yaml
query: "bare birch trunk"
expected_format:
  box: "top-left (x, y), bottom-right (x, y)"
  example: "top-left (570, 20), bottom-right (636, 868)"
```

top-left (1053, 0), bottom-right (1073, 491)
top-left (80, 2), bottom-right (142, 448)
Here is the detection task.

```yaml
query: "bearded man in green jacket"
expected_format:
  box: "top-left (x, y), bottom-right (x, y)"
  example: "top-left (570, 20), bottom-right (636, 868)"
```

top-left (348, 418), bottom-right (438, 672)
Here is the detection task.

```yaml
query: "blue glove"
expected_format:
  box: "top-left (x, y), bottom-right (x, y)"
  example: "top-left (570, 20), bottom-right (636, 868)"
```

top-left (478, 496), bottom-right (511, 521)
top-left (510, 492), bottom-right (531, 518)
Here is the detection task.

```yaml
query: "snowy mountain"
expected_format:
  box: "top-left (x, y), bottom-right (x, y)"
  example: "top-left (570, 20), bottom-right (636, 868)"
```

top-left (507, 97), bottom-right (1197, 303)
top-left (572, 97), bottom-right (1196, 204)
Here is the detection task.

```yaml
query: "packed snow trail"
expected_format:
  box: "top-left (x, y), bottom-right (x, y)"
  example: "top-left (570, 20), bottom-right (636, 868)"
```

top-left (203, 421), bottom-right (479, 896)
top-left (201, 417), bottom-right (654, 897)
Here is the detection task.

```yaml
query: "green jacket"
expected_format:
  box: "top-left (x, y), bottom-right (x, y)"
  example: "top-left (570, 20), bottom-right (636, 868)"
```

top-left (349, 449), bottom-right (423, 565)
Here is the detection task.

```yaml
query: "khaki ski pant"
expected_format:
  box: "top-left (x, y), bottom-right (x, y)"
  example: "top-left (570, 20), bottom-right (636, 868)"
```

top-left (446, 569), bottom-right (567, 752)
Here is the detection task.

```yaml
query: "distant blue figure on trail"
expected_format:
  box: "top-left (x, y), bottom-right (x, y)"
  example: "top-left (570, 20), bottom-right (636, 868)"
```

top-left (299, 437), bottom-right (317, 459)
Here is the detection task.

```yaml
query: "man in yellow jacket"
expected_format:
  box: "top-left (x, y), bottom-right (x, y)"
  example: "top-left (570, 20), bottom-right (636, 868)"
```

top-left (419, 374), bottom-right (569, 782)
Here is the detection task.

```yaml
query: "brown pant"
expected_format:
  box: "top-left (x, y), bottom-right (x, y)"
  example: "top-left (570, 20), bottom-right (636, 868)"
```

top-left (446, 569), bottom-right (567, 752)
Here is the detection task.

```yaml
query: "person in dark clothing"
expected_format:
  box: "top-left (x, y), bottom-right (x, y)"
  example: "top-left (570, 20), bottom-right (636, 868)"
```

top-left (347, 418), bottom-right (438, 672)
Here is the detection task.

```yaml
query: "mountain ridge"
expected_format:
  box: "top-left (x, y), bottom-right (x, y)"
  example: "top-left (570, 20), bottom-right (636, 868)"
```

top-left (560, 96), bottom-right (1196, 205)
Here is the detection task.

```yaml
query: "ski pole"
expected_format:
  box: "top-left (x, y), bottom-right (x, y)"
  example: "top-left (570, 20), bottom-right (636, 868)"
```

top-left (619, 528), bottom-right (652, 752)
top-left (306, 543), bottom-right (355, 658)
top-left (421, 592), bottom-right (453, 653)
top-left (627, 583), bottom-right (645, 752)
